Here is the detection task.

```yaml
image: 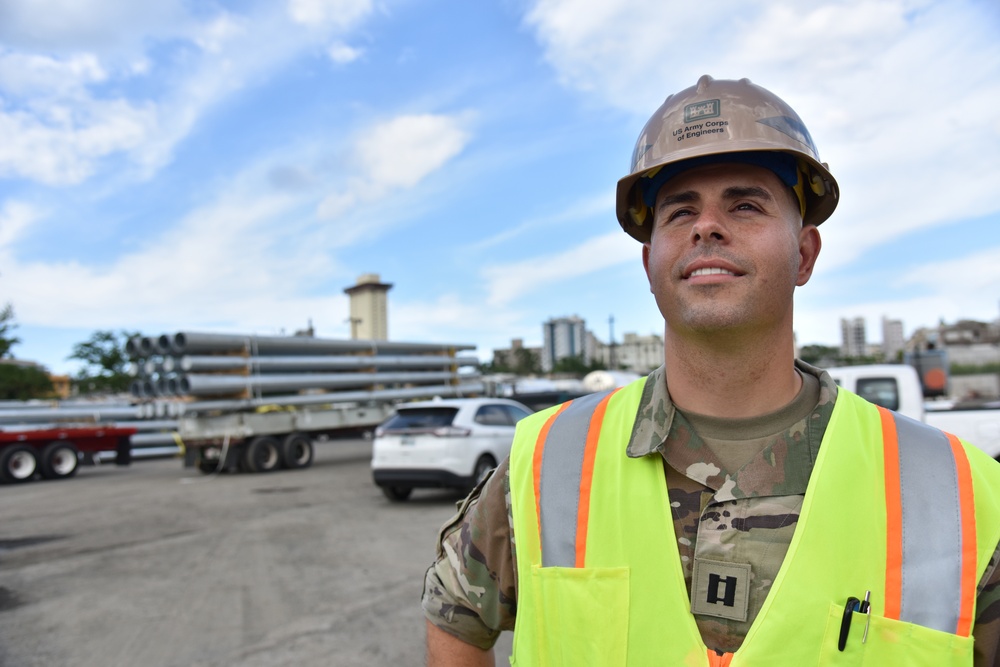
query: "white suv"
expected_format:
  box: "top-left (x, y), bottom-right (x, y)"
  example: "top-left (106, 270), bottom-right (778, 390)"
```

top-left (371, 397), bottom-right (533, 501)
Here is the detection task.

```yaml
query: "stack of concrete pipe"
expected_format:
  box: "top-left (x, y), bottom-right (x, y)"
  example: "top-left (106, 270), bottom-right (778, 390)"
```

top-left (126, 331), bottom-right (482, 404)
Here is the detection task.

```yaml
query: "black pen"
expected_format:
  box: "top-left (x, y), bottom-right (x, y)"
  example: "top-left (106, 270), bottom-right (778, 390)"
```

top-left (838, 597), bottom-right (861, 651)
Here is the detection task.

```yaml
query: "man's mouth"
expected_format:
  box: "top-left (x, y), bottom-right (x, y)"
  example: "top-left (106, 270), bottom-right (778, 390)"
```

top-left (687, 267), bottom-right (738, 278)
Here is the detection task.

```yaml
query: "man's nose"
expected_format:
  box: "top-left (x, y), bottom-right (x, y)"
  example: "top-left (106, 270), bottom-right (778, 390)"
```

top-left (690, 208), bottom-right (728, 244)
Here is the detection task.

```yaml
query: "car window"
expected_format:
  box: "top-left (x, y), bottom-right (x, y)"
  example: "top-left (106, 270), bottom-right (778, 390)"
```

top-left (474, 404), bottom-right (512, 426)
top-left (381, 407), bottom-right (458, 430)
top-left (856, 377), bottom-right (899, 411)
top-left (502, 404), bottom-right (532, 424)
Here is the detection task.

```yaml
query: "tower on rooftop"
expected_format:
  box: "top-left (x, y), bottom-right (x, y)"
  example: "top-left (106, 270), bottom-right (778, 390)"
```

top-left (344, 273), bottom-right (393, 340)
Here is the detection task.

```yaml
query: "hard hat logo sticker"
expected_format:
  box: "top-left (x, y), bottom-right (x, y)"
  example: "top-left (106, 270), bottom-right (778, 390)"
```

top-left (684, 99), bottom-right (720, 123)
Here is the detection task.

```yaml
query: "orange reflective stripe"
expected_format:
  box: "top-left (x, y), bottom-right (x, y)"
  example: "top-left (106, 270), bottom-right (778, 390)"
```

top-left (575, 389), bottom-right (619, 568)
top-left (706, 650), bottom-right (734, 667)
top-left (947, 432), bottom-right (977, 637)
top-left (533, 403), bottom-right (570, 545)
top-left (878, 406), bottom-right (903, 620)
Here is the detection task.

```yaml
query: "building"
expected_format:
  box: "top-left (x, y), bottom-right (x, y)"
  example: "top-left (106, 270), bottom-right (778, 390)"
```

top-left (840, 317), bottom-right (867, 358)
top-left (541, 316), bottom-right (589, 372)
top-left (343, 273), bottom-right (392, 340)
top-left (905, 319), bottom-right (1000, 399)
top-left (491, 338), bottom-right (543, 373)
top-left (882, 317), bottom-right (904, 362)
top-left (591, 332), bottom-right (664, 373)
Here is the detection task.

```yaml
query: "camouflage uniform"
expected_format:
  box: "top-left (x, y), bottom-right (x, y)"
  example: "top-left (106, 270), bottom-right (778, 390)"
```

top-left (423, 362), bottom-right (1000, 664)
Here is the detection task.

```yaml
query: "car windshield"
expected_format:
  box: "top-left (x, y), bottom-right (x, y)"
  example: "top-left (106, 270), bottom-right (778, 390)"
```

top-left (381, 407), bottom-right (459, 431)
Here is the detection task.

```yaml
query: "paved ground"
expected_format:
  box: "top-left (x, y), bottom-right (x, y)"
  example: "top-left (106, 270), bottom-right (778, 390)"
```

top-left (0, 439), bottom-right (513, 666)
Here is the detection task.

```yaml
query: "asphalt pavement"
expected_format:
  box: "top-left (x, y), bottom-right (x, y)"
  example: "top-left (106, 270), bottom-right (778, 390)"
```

top-left (0, 439), bottom-right (513, 666)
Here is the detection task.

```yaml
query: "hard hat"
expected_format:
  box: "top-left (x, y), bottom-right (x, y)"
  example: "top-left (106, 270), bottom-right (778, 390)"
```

top-left (616, 75), bottom-right (839, 242)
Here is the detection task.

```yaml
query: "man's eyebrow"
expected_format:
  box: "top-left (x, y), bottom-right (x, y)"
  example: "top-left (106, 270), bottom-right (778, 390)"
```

top-left (656, 190), bottom-right (699, 211)
top-left (722, 185), bottom-right (773, 201)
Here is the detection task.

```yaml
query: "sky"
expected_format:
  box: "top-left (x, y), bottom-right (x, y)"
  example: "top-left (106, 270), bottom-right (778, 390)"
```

top-left (1, 0), bottom-right (999, 376)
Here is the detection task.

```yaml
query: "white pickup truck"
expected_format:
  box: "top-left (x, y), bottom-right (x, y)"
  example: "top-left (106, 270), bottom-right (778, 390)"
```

top-left (827, 364), bottom-right (1000, 460)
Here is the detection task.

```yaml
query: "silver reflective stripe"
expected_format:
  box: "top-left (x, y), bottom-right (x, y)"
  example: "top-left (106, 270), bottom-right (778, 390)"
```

top-left (539, 391), bottom-right (612, 568)
top-left (892, 411), bottom-right (963, 633)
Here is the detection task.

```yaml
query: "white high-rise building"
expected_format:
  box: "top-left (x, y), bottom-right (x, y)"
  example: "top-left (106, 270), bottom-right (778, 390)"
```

top-left (542, 316), bottom-right (588, 372)
top-left (882, 317), bottom-right (904, 362)
top-left (840, 317), bottom-right (867, 358)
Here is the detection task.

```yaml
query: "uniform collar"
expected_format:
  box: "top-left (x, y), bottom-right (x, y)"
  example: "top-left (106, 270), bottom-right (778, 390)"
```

top-left (626, 360), bottom-right (839, 500)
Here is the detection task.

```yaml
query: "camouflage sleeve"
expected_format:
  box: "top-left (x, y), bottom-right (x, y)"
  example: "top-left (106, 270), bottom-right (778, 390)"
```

top-left (974, 540), bottom-right (1000, 666)
top-left (420, 457), bottom-right (517, 650)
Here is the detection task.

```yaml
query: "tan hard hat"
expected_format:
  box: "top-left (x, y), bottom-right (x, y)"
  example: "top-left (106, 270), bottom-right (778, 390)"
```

top-left (616, 75), bottom-right (839, 242)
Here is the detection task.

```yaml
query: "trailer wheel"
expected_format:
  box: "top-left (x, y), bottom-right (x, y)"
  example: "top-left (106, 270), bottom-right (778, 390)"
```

top-left (40, 441), bottom-right (80, 480)
top-left (1, 445), bottom-right (39, 483)
top-left (381, 485), bottom-right (413, 502)
top-left (243, 436), bottom-right (281, 473)
top-left (280, 434), bottom-right (313, 470)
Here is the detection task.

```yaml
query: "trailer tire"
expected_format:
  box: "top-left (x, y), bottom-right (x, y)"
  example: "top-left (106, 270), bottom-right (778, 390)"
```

top-left (280, 434), bottom-right (313, 470)
top-left (40, 441), bottom-right (80, 480)
top-left (1, 445), bottom-right (39, 484)
top-left (381, 485), bottom-right (413, 502)
top-left (243, 436), bottom-right (281, 473)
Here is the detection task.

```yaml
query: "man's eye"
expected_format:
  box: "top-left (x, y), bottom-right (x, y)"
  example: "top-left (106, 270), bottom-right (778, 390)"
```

top-left (734, 202), bottom-right (760, 212)
top-left (667, 208), bottom-right (693, 221)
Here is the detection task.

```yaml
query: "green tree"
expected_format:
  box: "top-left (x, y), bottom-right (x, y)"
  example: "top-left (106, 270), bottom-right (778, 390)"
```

top-left (0, 304), bottom-right (54, 399)
top-left (798, 344), bottom-right (841, 366)
top-left (487, 348), bottom-right (543, 376)
top-left (551, 355), bottom-right (607, 376)
top-left (69, 330), bottom-right (138, 394)
top-left (0, 364), bottom-right (54, 399)
top-left (0, 303), bottom-right (21, 358)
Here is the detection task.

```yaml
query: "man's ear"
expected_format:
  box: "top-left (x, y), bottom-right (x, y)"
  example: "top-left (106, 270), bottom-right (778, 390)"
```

top-left (796, 224), bottom-right (822, 287)
top-left (642, 242), bottom-right (652, 288)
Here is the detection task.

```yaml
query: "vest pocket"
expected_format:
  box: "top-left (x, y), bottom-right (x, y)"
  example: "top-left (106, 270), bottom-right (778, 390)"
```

top-left (530, 565), bottom-right (629, 666)
top-left (818, 602), bottom-right (973, 665)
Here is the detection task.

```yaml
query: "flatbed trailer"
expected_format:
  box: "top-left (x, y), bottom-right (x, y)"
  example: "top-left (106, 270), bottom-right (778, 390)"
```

top-left (0, 425), bottom-right (137, 484)
top-left (179, 402), bottom-right (397, 474)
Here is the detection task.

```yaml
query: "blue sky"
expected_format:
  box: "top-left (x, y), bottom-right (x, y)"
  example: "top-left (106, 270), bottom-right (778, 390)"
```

top-left (1, 0), bottom-right (999, 375)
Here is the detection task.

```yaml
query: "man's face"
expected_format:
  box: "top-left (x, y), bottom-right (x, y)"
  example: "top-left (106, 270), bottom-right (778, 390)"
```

top-left (641, 162), bottom-right (821, 339)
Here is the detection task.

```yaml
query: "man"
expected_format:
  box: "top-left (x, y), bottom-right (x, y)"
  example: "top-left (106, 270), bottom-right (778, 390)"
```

top-left (423, 75), bottom-right (1000, 665)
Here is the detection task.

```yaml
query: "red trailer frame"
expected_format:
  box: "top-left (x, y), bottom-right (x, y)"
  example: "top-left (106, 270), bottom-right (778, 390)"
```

top-left (0, 426), bottom-right (137, 484)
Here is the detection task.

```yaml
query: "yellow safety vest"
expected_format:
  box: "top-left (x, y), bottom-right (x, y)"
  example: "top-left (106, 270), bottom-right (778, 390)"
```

top-left (509, 377), bottom-right (1000, 666)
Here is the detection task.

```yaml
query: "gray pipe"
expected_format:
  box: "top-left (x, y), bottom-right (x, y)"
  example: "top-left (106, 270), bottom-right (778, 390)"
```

top-left (167, 331), bottom-right (475, 356)
top-left (180, 382), bottom-right (486, 414)
top-left (139, 336), bottom-right (159, 357)
top-left (130, 432), bottom-right (181, 447)
top-left (0, 406), bottom-right (144, 424)
top-left (125, 336), bottom-right (144, 359)
top-left (179, 370), bottom-right (460, 396)
top-left (173, 354), bottom-right (479, 373)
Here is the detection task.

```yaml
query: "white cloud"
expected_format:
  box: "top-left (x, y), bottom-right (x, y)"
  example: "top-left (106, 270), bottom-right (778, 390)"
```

top-left (523, 0), bottom-right (1000, 276)
top-left (0, 0), bottom-right (190, 52)
top-left (393, 294), bottom-right (526, 347)
top-left (482, 231), bottom-right (637, 306)
top-left (0, 97), bottom-right (158, 185)
top-left (1, 181), bottom-right (335, 331)
top-left (0, 107), bottom-right (475, 335)
top-left (0, 2), bottom-right (384, 188)
top-left (318, 113), bottom-right (472, 218)
top-left (0, 201), bottom-right (41, 249)
top-left (467, 193), bottom-right (611, 252)
top-left (0, 52), bottom-right (107, 96)
top-left (328, 41), bottom-right (364, 64)
top-left (288, 0), bottom-right (373, 29)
